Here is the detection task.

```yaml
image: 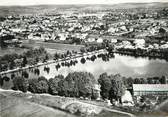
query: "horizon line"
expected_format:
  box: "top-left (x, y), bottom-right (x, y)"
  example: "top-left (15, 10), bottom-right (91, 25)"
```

top-left (0, 2), bottom-right (168, 7)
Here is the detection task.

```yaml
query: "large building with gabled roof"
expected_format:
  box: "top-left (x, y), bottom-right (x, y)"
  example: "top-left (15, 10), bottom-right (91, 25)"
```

top-left (133, 84), bottom-right (168, 96)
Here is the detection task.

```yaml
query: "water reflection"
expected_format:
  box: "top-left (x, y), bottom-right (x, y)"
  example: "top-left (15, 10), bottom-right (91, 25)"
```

top-left (1, 53), bottom-right (168, 89)
top-left (30, 53), bottom-right (168, 79)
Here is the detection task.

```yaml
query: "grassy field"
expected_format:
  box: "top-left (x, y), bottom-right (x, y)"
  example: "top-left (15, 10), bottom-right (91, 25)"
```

top-left (0, 91), bottom-right (76, 117)
top-left (22, 40), bottom-right (84, 54)
top-left (0, 48), bottom-right (28, 56)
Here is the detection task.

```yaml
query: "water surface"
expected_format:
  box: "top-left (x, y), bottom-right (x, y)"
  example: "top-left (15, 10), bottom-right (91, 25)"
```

top-left (33, 54), bottom-right (168, 79)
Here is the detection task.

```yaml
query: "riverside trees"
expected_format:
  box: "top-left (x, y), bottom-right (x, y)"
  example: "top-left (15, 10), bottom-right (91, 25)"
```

top-left (57, 72), bottom-right (97, 98)
top-left (9, 72), bottom-right (98, 99)
top-left (98, 73), bottom-right (126, 104)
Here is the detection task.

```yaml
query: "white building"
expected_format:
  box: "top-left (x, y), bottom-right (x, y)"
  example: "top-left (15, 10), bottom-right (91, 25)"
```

top-left (134, 39), bottom-right (145, 49)
top-left (133, 84), bottom-right (168, 96)
top-left (97, 38), bottom-right (103, 43)
top-left (58, 33), bottom-right (67, 41)
top-left (88, 38), bottom-right (95, 42)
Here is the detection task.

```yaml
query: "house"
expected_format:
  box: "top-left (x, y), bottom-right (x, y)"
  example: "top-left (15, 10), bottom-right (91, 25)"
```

top-left (87, 38), bottom-right (95, 42)
top-left (108, 27), bottom-right (116, 33)
top-left (134, 39), bottom-right (145, 49)
top-left (96, 38), bottom-right (103, 43)
top-left (28, 33), bottom-right (43, 41)
top-left (93, 84), bottom-right (101, 100)
top-left (58, 33), bottom-right (67, 41)
top-left (133, 84), bottom-right (168, 96)
top-left (111, 39), bottom-right (117, 43)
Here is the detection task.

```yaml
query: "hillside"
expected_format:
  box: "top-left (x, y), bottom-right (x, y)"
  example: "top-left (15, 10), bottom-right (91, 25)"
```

top-left (0, 90), bottom-right (76, 117)
top-left (0, 89), bottom-right (133, 117)
top-left (0, 2), bottom-right (168, 16)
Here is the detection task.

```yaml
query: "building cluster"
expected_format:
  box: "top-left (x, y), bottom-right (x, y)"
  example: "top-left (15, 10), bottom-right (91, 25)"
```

top-left (0, 7), bottom-right (168, 48)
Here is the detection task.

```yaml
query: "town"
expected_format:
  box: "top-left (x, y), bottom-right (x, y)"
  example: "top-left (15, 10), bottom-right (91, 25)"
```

top-left (0, 3), bottom-right (168, 117)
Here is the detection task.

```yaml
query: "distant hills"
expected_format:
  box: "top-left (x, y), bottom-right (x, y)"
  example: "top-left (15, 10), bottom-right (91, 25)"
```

top-left (0, 2), bottom-right (168, 16)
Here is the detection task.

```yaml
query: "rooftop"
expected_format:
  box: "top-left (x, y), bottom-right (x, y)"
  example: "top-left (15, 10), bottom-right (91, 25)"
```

top-left (133, 84), bottom-right (168, 92)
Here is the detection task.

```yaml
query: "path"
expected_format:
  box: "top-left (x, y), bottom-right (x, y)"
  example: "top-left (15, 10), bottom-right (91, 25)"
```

top-left (61, 100), bottom-right (135, 117)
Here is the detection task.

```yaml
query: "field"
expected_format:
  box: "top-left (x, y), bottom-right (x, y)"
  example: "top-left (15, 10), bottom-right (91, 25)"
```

top-left (0, 48), bottom-right (28, 56)
top-left (22, 40), bottom-right (84, 54)
top-left (0, 40), bottom-right (84, 56)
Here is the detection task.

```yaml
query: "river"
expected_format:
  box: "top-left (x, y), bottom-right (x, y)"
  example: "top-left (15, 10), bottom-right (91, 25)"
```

top-left (1, 53), bottom-right (168, 89)
top-left (29, 53), bottom-right (168, 79)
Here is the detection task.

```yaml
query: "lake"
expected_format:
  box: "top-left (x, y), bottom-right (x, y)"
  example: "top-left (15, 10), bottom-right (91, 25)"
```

top-left (29, 53), bottom-right (168, 79)
top-left (1, 53), bottom-right (168, 89)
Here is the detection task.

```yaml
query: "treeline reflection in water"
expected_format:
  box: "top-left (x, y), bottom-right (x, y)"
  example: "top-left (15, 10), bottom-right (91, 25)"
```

top-left (1, 52), bottom-right (168, 89)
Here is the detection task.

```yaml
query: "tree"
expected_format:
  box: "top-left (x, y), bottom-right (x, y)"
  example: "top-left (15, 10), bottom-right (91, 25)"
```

top-left (140, 78), bottom-right (147, 84)
top-left (12, 76), bottom-right (29, 92)
top-left (159, 76), bottom-right (167, 84)
top-left (98, 73), bottom-right (112, 99)
top-left (48, 75), bottom-right (64, 95)
top-left (90, 55), bottom-right (97, 62)
top-left (134, 78), bottom-right (141, 84)
top-left (80, 58), bottom-right (86, 64)
top-left (109, 74), bottom-right (126, 103)
top-left (9, 61), bottom-right (15, 70)
top-left (58, 72), bottom-right (97, 98)
top-left (3, 76), bottom-right (10, 82)
top-left (28, 76), bottom-right (49, 93)
top-left (126, 77), bottom-right (134, 88)
top-left (80, 47), bottom-right (86, 53)
top-left (22, 71), bottom-right (29, 78)
top-left (22, 56), bottom-right (28, 67)
top-left (54, 52), bottom-right (60, 61)
top-left (0, 76), bottom-right (4, 86)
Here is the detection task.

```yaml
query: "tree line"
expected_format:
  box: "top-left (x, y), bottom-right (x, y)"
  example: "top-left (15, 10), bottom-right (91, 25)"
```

top-left (117, 48), bottom-right (168, 61)
top-left (10, 72), bottom-right (99, 99)
top-left (0, 47), bottom-right (49, 72)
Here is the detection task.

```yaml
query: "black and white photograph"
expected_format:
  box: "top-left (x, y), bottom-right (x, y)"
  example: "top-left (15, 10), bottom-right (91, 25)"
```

top-left (0, 0), bottom-right (168, 117)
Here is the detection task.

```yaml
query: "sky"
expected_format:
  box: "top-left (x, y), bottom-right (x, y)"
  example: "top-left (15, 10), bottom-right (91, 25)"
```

top-left (0, 0), bottom-right (167, 6)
